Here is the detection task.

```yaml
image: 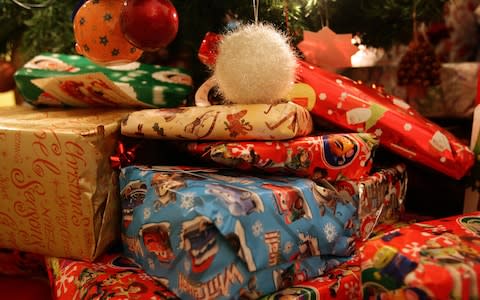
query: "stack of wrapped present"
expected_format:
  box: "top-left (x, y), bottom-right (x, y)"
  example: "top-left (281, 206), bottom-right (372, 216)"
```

top-left (0, 41), bottom-right (478, 299)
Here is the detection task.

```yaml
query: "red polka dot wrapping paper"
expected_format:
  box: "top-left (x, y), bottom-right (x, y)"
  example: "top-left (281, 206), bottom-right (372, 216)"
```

top-left (295, 60), bottom-right (474, 180)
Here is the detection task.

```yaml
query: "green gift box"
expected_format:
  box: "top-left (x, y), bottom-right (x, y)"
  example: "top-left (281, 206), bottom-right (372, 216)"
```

top-left (14, 53), bottom-right (193, 108)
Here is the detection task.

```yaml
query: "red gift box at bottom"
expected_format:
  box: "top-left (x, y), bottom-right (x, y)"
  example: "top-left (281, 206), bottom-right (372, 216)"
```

top-left (0, 276), bottom-right (52, 300)
top-left (260, 253), bottom-right (361, 300)
top-left (46, 253), bottom-right (178, 300)
top-left (361, 212), bottom-right (480, 300)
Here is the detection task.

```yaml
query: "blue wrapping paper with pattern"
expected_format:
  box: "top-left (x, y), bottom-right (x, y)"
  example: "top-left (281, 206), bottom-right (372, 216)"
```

top-left (119, 166), bottom-right (357, 299)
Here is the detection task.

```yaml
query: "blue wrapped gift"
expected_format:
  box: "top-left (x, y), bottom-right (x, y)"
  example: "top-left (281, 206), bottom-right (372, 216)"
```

top-left (120, 166), bottom-right (357, 299)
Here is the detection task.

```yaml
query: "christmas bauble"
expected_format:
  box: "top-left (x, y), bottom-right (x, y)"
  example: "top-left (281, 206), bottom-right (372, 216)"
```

top-left (120, 0), bottom-right (179, 51)
top-left (214, 23), bottom-right (297, 104)
top-left (73, 0), bottom-right (143, 65)
top-left (0, 60), bottom-right (16, 93)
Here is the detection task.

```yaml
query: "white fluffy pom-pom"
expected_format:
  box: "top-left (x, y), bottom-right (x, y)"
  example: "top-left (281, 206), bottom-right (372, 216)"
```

top-left (214, 23), bottom-right (297, 104)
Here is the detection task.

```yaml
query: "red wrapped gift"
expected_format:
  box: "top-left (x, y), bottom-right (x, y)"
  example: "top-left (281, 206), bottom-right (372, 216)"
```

top-left (0, 248), bottom-right (46, 277)
top-left (361, 211), bottom-right (480, 299)
top-left (295, 60), bottom-right (474, 180)
top-left (46, 253), bottom-right (178, 300)
top-left (0, 276), bottom-right (52, 300)
top-left (333, 164), bottom-right (407, 240)
top-left (186, 133), bottom-right (378, 182)
top-left (262, 250), bottom-right (361, 299)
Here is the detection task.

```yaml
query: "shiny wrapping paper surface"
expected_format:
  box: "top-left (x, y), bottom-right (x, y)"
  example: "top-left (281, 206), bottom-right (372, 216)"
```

top-left (46, 253), bottom-right (179, 300)
top-left (261, 251), bottom-right (361, 300)
top-left (186, 133), bottom-right (378, 182)
top-left (0, 106), bottom-right (129, 260)
top-left (295, 60), bottom-right (474, 179)
top-left (121, 102), bottom-right (313, 140)
top-left (14, 52), bottom-right (192, 108)
top-left (361, 212), bottom-right (480, 300)
top-left (119, 165), bottom-right (356, 299)
top-left (333, 164), bottom-right (407, 240)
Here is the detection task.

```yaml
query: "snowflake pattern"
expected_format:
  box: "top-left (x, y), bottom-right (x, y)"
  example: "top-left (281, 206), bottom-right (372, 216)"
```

top-left (214, 213), bottom-right (224, 227)
top-left (344, 281), bottom-right (360, 300)
top-left (283, 241), bottom-right (294, 254)
top-left (147, 258), bottom-right (155, 270)
top-left (324, 222), bottom-right (338, 243)
top-left (374, 128), bottom-right (383, 137)
top-left (252, 220), bottom-right (264, 237)
top-left (55, 264), bottom-right (77, 297)
top-left (172, 288), bottom-right (181, 297)
top-left (143, 207), bottom-right (151, 220)
top-left (137, 271), bottom-right (153, 281)
top-left (184, 260), bottom-right (191, 271)
top-left (401, 242), bottom-right (423, 258)
top-left (99, 36), bottom-right (108, 46)
top-left (180, 193), bottom-right (195, 210)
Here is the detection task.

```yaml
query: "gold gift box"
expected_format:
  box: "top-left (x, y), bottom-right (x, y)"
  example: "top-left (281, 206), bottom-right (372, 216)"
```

top-left (0, 106), bottom-right (130, 261)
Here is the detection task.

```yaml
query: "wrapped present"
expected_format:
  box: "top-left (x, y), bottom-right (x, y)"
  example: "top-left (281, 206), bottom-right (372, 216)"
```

top-left (46, 253), bottom-right (178, 299)
top-left (342, 62), bottom-right (479, 118)
top-left (261, 252), bottom-right (361, 300)
top-left (0, 248), bottom-right (46, 277)
top-left (0, 276), bottom-right (52, 300)
top-left (120, 165), bottom-right (357, 299)
top-left (121, 102), bottom-right (313, 140)
top-left (361, 211), bottom-right (480, 299)
top-left (14, 53), bottom-right (192, 108)
top-left (295, 60), bottom-right (474, 180)
top-left (333, 164), bottom-right (407, 240)
top-left (0, 106), bottom-right (129, 260)
top-left (185, 133), bottom-right (378, 182)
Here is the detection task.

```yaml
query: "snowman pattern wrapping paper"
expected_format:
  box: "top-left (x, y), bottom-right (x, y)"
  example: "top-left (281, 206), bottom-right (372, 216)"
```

top-left (119, 165), bottom-right (358, 299)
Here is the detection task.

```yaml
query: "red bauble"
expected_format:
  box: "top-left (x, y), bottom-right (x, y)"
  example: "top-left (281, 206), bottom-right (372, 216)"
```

top-left (0, 60), bottom-right (16, 93)
top-left (120, 0), bottom-right (179, 51)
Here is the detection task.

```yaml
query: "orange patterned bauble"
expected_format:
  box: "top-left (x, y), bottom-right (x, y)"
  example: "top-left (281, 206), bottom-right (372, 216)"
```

top-left (73, 0), bottom-right (143, 65)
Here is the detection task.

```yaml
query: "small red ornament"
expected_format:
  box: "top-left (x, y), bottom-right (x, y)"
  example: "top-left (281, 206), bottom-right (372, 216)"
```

top-left (120, 0), bottom-right (179, 51)
top-left (198, 32), bottom-right (222, 67)
top-left (0, 60), bottom-right (16, 93)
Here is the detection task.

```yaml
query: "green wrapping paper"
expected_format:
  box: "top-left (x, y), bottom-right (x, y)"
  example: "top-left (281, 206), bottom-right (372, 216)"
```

top-left (14, 53), bottom-right (192, 108)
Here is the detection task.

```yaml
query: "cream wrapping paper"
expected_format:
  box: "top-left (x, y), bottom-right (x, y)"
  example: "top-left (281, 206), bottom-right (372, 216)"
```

top-left (121, 102), bottom-right (313, 140)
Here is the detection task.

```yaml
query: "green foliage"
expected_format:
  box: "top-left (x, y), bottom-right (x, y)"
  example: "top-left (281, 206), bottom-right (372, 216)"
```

top-left (329, 0), bottom-right (449, 49)
top-left (0, 0), bottom-right (449, 79)
top-left (0, 0), bottom-right (76, 61)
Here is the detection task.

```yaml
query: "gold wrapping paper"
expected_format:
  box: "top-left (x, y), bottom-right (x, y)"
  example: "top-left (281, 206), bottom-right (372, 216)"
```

top-left (121, 102), bottom-right (313, 140)
top-left (0, 106), bottom-right (130, 261)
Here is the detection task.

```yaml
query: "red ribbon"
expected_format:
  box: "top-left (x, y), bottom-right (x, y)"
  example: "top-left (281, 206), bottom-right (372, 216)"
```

top-left (110, 141), bottom-right (140, 169)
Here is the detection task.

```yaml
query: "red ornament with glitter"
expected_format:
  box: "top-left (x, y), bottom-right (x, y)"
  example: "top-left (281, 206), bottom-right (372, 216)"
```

top-left (120, 0), bottom-right (179, 51)
top-left (73, 0), bottom-right (143, 65)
